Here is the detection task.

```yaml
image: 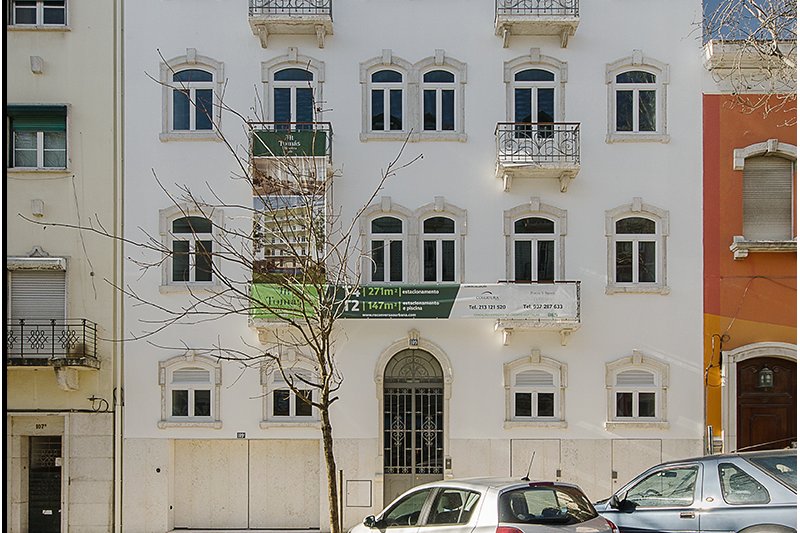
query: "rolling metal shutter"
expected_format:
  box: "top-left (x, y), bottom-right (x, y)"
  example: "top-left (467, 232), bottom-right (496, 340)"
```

top-left (743, 156), bottom-right (794, 241)
top-left (8, 270), bottom-right (66, 322)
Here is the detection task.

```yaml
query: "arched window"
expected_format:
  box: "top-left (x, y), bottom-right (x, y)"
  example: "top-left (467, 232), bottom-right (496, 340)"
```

top-left (261, 358), bottom-right (319, 426)
top-left (159, 205), bottom-right (223, 289)
top-left (422, 69), bottom-right (456, 132)
top-left (273, 67), bottom-right (315, 129)
top-left (606, 198), bottom-right (669, 294)
top-left (370, 216), bottom-right (405, 282)
top-left (158, 353), bottom-right (222, 428)
top-left (160, 49), bottom-right (224, 141)
top-left (503, 350), bottom-right (567, 428)
top-left (371, 69), bottom-right (404, 132)
top-left (513, 68), bottom-right (556, 138)
top-left (504, 199), bottom-right (566, 283)
top-left (422, 216), bottom-right (456, 282)
top-left (606, 52), bottom-right (669, 143)
top-left (605, 352), bottom-right (669, 428)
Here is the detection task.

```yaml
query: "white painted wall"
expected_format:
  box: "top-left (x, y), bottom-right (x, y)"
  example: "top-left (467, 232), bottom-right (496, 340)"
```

top-left (123, 0), bottom-right (704, 530)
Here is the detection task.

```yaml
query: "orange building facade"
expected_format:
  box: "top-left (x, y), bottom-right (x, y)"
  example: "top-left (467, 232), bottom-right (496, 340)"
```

top-left (703, 94), bottom-right (797, 453)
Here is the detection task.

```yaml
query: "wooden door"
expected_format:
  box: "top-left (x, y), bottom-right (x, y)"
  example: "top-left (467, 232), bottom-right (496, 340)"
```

top-left (737, 357), bottom-right (796, 450)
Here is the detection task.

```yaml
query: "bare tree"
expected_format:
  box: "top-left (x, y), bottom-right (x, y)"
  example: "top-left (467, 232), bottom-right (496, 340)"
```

top-left (703, 0), bottom-right (797, 122)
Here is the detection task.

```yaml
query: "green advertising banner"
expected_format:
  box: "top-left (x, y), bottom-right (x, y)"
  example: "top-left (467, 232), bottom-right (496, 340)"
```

top-left (252, 130), bottom-right (327, 157)
top-left (250, 283), bottom-right (320, 320)
top-left (336, 285), bottom-right (461, 319)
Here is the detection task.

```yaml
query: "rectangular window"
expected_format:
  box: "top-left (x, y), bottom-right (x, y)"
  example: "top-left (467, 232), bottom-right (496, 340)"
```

top-left (295, 88), bottom-right (314, 125)
top-left (274, 88), bottom-right (292, 123)
top-left (638, 91), bottom-right (656, 132)
top-left (638, 392), bottom-right (656, 417)
top-left (273, 389), bottom-right (291, 416)
top-left (172, 390), bottom-right (189, 416)
top-left (616, 392), bottom-right (633, 417)
top-left (195, 240), bottom-right (213, 282)
top-left (9, 105), bottom-right (67, 169)
top-left (515, 392), bottom-right (532, 417)
top-left (296, 389), bottom-right (313, 417)
top-left (389, 89), bottom-right (403, 130)
top-left (537, 240), bottom-right (555, 282)
top-left (638, 241), bottom-right (656, 283)
top-left (195, 89), bottom-right (214, 130)
top-left (615, 241), bottom-right (633, 282)
top-left (441, 90), bottom-right (455, 131)
top-left (423, 240), bottom-right (436, 282)
top-left (389, 240), bottom-right (403, 281)
top-left (371, 89), bottom-right (384, 131)
top-left (12, 0), bottom-right (65, 25)
top-left (514, 241), bottom-right (532, 282)
top-left (194, 389), bottom-right (211, 417)
top-left (423, 90), bottom-right (437, 131)
top-left (173, 90), bottom-right (191, 130)
top-left (172, 241), bottom-right (190, 281)
top-left (371, 240), bottom-right (385, 282)
top-left (537, 392), bottom-right (555, 417)
top-left (616, 91), bottom-right (633, 132)
top-left (441, 240), bottom-right (455, 282)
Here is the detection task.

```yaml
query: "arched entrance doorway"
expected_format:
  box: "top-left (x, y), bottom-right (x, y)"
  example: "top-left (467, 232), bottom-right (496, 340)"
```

top-left (383, 348), bottom-right (444, 503)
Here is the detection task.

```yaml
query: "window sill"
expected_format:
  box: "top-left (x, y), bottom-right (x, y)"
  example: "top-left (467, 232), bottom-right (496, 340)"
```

top-left (605, 420), bottom-right (669, 430)
top-left (7, 168), bottom-right (71, 176)
top-left (606, 133), bottom-right (670, 144)
top-left (730, 236), bottom-right (797, 259)
top-left (504, 420), bottom-right (567, 429)
top-left (7, 25), bottom-right (70, 32)
top-left (159, 131), bottom-right (221, 142)
top-left (360, 131), bottom-right (414, 142)
top-left (360, 132), bottom-right (467, 143)
top-left (159, 283), bottom-right (223, 294)
top-left (260, 420), bottom-right (320, 429)
top-left (158, 420), bottom-right (223, 429)
top-left (606, 284), bottom-right (670, 295)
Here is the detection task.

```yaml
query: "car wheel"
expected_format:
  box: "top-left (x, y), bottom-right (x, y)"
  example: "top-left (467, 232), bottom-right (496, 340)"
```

top-left (738, 525), bottom-right (796, 533)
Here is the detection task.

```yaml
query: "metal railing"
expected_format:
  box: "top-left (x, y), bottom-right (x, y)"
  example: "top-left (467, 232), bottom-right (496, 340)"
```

top-left (496, 0), bottom-right (578, 17)
top-left (496, 122), bottom-right (580, 166)
top-left (6, 319), bottom-right (98, 360)
top-left (249, 0), bottom-right (332, 18)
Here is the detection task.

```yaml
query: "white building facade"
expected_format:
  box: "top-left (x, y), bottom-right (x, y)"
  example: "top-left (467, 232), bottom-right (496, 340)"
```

top-left (122, 1), bottom-right (705, 531)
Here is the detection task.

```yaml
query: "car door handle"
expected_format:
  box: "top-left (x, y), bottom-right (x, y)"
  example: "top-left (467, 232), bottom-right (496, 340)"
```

top-left (679, 512), bottom-right (695, 519)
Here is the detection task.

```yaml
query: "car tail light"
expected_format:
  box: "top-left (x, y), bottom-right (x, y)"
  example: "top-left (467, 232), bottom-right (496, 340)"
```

top-left (497, 527), bottom-right (524, 533)
top-left (604, 518), bottom-right (619, 533)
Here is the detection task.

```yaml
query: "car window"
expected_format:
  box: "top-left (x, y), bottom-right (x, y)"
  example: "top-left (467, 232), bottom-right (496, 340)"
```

top-left (719, 463), bottom-right (770, 504)
top-left (498, 485), bottom-right (597, 525)
top-left (426, 489), bottom-right (481, 525)
top-left (624, 465), bottom-right (698, 508)
top-left (383, 489), bottom-right (433, 527)
top-left (748, 454), bottom-right (797, 491)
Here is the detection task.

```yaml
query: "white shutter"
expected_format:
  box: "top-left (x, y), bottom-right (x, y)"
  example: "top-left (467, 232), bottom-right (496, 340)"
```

top-left (515, 369), bottom-right (554, 387)
top-left (616, 369), bottom-right (655, 386)
top-left (9, 270), bottom-right (66, 322)
top-left (172, 367), bottom-right (211, 384)
top-left (743, 156), bottom-right (794, 241)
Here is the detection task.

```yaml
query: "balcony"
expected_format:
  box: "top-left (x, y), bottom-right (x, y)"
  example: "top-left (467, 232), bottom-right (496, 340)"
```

top-left (495, 122), bottom-right (580, 192)
top-left (249, 0), bottom-right (333, 48)
top-left (495, 0), bottom-right (579, 48)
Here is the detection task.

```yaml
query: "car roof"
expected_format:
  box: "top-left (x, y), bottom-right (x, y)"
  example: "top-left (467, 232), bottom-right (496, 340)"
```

top-left (652, 448), bottom-right (796, 467)
top-left (415, 477), bottom-right (586, 492)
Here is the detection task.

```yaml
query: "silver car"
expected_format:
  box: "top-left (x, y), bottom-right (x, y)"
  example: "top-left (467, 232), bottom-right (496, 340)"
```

top-left (595, 449), bottom-right (797, 533)
top-left (351, 478), bottom-right (619, 533)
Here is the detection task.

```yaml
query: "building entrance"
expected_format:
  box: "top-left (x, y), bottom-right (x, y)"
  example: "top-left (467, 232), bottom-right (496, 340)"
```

top-left (737, 356), bottom-right (796, 450)
top-left (29, 436), bottom-right (62, 533)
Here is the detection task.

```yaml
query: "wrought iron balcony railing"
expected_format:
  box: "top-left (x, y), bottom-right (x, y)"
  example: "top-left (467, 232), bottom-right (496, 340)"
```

top-left (249, 0), bottom-right (332, 18)
top-left (496, 122), bottom-right (580, 165)
top-left (496, 0), bottom-right (578, 18)
top-left (6, 319), bottom-right (98, 361)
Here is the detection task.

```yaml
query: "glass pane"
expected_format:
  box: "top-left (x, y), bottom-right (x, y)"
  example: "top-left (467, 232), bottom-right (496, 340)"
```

top-left (384, 489), bottom-right (433, 527)
top-left (389, 89), bottom-right (403, 130)
top-left (442, 90), bottom-right (455, 131)
top-left (296, 88), bottom-right (314, 124)
top-left (172, 240), bottom-right (190, 281)
top-left (296, 390), bottom-right (313, 416)
top-left (274, 88), bottom-right (291, 123)
top-left (616, 91), bottom-right (633, 132)
top-left (274, 68), bottom-right (313, 81)
top-left (43, 148), bottom-right (66, 168)
top-left (442, 240), bottom-right (455, 282)
top-left (195, 240), bottom-right (213, 282)
top-left (173, 216), bottom-right (212, 233)
top-left (371, 216), bottom-right (402, 233)
top-left (43, 131), bottom-right (66, 148)
top-left (616, 70), bottom-right (656, 84)
top-left (538, 393), bottom-right (555, 417)
top-left (514, 241), bottom-right (532, 282)
top-left (173, 69), bottom-right (212, 83)
top-left (423, 70), bottom-right (454, 83)
top-left (14, 131), bottom-right (37, 149)
top-left (371, 241), bottom-right (385, 282)
top-left (514, 88), bottom-right (532, 124)
top-left (515, 217), bottom-right (554, 234)
top-left (13, 132), bottom-right (37, 167)
top-left (173, 90), bottom-right (190, 130)
top-left (423, 90), bottom-right (437, 131)
top-left (638, 241), bottom-right (656, 283)
top-left (537, 88), bottom-right (555, 123)
top-left (615, 241), bottom-right (633, 283)
top-left (371, 89), bottom-right (384, 131)
top-left (515, 69), bottom-right (555, 82)
top-left (194, 389), bottom-right (211, 417)
top-left (372, 70), bottom-right (402, 83)
top-left (639, 90), bottom-right (657, 132)
top-left (14, 148), bottom-right (37, 167)
top-left (172, 390), bottom-right (189, 416)
top-left (195, 89), bottom-right (213, 130)
top-left (389, 240), bottom-right (403, 282)
top-left (537, 240), bottom-right (555, 282)
top-left (14, 3), bottom-right (37, 24)
top-left (719, 463), bottom-right (770, 504)
top-left (423, 217), bottom-right (455, 234)
top-left (423, 240), bottom-right (436, 282)
top-left (273, 389), bottom-right (290, 416)
top-left (616, 217), bottom-right (655, 234)
top-left (616, 392), bottom-right (633, 417)
top-left (42, 4), bottom-right (65, 24)
top-left (638, 392), bottom-right (656, 417)
top-left (515, 393), bottom-right (532, 417)
top-left (748, 455), bottom-right (797, 490)
top-left (626, 467), bottom-right (698, 507)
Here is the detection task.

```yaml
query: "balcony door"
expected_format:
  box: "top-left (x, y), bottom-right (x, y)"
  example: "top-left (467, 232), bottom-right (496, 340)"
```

top-left (29, 436), bottom-right (62, 533)
top-left (273, 67), bottom-right (315, 129)
top-left (513, 69), bottom-right (555, 138)
top-left (384, 349), bottom-right (444, 504)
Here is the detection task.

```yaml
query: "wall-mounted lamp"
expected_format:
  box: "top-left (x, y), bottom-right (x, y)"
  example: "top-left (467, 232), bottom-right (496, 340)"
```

top-left (757, 366), bottom-right (774, 389)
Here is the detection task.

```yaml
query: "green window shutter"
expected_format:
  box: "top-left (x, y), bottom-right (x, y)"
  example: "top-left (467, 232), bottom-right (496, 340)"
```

top-left (8, 105), bottom-right (67, 132)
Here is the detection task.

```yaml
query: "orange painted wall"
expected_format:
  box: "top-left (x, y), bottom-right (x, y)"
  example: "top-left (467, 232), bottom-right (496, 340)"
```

top-left (702, 94), bottom-right (797, 435)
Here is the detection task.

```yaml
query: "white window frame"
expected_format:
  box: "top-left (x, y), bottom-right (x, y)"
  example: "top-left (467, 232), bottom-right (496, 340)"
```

top-left (504, 49), bottom-right (568, 123)
top-left (159, 204), bottom-right (224, 293)
top-left (360, 197), bottom-right (415, 283)
top-left (7, 105), bottom-right (69, 171)
top-left (730, 140), bottom-right (797, 258)
top-left (159, 48), bottom-right (224, 142)
top-left (606, 51), bottom-right (669, 143)
top-left (605, 351), bottom-right (669, 429)
top-left (260, 353), bottom-right (320, 428)
top-left (261, 48), bottom-right (325, 123)
top-left (415, 197), bottom-right (467, 284)
top-left (421, 68), bottom-right (457, 132)
top-left (503, 350), bottom-right (567, 428)
top-left (503, 198), bottom-right (566, 282)
top-left (158, 352), bottom-right (222, 429)
top-left (360, 51), bottom-right (414, 141)
top-left (606, 197), bottom-right (669, 294)
top-left (9, 0), bottom-right (67, 27)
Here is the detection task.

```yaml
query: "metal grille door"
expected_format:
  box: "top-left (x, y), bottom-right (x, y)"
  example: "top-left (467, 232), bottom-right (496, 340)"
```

top-left (384, 349), bottom-right (444, 503)
top-left (29, 436), bottom-right (62, 533)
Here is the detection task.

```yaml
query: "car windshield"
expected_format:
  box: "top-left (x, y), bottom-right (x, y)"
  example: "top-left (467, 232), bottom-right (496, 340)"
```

top-left (498, 485), bottom-right (598, 525)
top-left (747, 453), bottom-right (797, 491)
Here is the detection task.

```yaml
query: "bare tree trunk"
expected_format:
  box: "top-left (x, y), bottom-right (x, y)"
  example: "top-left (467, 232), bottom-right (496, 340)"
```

top-left (320, 404), bottom-right (341, 533)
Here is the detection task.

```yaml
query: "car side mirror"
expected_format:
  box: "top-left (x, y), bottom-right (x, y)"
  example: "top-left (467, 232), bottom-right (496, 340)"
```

top-left (610, 494), bottom-right (621, 509)
top-left (363, 515), bottom-right (377, 528)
